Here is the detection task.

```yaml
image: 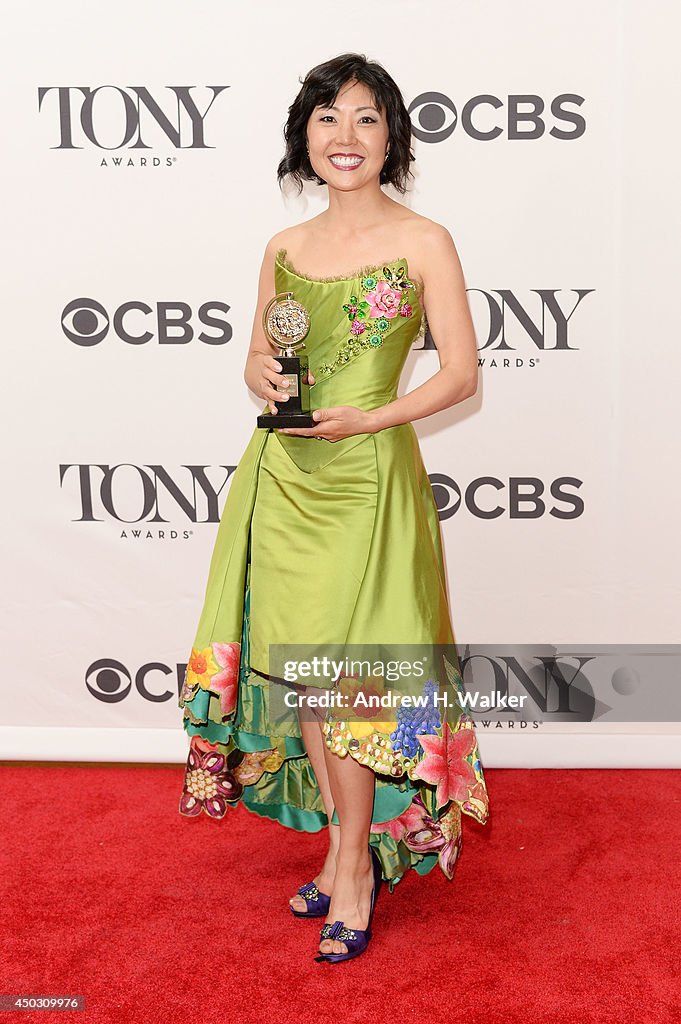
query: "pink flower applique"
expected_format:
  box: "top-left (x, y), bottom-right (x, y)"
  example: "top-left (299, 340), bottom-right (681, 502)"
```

top-left (403, 800), bottom-right (463, 880)
top-left (210, 642), bottom-right (241, 716)
top-left (370, 793), bottom-right (429, 842)
top-left (371, 793), bottom-right (464, 880)
top-left (411, 721), bottom-right (477, 808)
top-left (182, 641), bottom-right (240, 716)
top-left (365, 280), bottom-right (403, 319)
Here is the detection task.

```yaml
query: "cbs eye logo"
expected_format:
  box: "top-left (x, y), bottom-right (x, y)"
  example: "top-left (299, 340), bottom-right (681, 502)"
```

top-left (408, 91), bottom-right (586, 143)
top-left (409, 92), bottom-right (459, 144)
top-left (61, 297), bottom-right (232, 346)
top-left (62, 298), bottom-right (110, 346)
top-left (86, 658), bottom-right (185, 703)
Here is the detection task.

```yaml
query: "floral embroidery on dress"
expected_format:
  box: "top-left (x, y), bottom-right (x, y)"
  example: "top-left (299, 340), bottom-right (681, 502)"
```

top-left (179, 735), bottom-right (243, 818)
top-left (180, 641), bottom-right (240, 717)
top-left (317, 263), bottom-right (418, 378)
top-left (232, 748), bottom-right (284, 786)
top-left (411, 721), bottom-right (478, 809)
top-left (322, 656), bottom-right (490, 826)
top-left (390, 679), bottom-right (442, 757)
top-left (371, 793), bottom-right (463, 880)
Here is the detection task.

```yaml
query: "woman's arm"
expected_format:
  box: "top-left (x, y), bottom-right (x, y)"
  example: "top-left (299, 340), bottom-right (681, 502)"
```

top-left (366, 222), bottom-right (478, 433)
top-left (243, 235), bottom-right (300, 414)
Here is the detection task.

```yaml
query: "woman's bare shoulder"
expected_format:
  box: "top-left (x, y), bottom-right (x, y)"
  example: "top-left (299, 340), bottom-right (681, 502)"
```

top-left (264, 217), bottom-right (323, 257)
top-left (407, 213), bottom-right (463, 281)
top-left (397, 211), bottom-right (459, 289)
top-left (401, 210), bottom-right (456, 249)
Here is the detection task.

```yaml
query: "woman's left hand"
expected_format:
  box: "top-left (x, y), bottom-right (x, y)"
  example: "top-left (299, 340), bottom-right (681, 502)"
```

top-left (276, 404), bottom-right (376, 442)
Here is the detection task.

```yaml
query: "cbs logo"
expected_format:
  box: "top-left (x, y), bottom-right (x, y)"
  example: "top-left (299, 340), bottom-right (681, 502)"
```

top-left (61, 297), bottom-right (232, 346)
top-left (409, 91), bottom-right (585, 143)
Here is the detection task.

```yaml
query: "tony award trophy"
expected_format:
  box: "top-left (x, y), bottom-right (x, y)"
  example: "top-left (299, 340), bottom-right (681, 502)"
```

top-left (256, 291), bottom-right (315, 428)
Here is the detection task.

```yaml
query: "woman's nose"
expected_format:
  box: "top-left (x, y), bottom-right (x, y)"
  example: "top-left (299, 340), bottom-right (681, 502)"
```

top-left (335, 121), bottom-right (357, 145)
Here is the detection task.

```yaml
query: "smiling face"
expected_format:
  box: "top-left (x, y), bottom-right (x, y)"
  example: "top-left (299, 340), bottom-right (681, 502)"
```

top-left (306, 78), bottom-right (390, 191)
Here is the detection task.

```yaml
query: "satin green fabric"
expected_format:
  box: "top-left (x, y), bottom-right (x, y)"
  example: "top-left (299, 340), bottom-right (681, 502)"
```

top-left (192, 250), bottom-right (453, 674)
top-left (179, 249), bottom-right (488, 887)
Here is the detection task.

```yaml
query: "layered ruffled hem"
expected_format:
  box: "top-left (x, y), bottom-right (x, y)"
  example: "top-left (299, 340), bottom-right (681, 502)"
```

top-left (177, 577), bottom-right (490, 890)
top-left (178, 723), bottom-right (467, 890)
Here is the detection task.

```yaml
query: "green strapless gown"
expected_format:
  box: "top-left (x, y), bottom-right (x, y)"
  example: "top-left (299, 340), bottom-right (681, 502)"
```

top-left (178, 247), bottom-right (490, 888)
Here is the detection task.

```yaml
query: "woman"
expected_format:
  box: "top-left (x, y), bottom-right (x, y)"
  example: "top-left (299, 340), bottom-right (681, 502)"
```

top-left (177, 52), bottom-right (489, 964)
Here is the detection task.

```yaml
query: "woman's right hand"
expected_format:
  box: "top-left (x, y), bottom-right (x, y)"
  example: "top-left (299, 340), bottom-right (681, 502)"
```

top-left (245, 353), bottom-right (316, 414)
top-left (244, 351), bottom-right (291, 415)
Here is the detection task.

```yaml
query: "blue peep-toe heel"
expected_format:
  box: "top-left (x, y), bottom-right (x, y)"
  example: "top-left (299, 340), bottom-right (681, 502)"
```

top-left (314, 846), bottom-right (383, 963)
top-left (289, 880), bottom-right (332, 918)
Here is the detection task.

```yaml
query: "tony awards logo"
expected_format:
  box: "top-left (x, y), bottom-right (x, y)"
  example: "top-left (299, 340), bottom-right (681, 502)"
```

top-left (256, 291), bottom-right (315, 428)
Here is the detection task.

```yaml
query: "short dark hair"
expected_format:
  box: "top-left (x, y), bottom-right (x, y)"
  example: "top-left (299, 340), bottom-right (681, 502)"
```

top-left (277, 52), bottom-right (415, 196)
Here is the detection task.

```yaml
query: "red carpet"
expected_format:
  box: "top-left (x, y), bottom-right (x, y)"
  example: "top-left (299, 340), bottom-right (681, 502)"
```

top-left (1, 764), bottom-right (678, 1023)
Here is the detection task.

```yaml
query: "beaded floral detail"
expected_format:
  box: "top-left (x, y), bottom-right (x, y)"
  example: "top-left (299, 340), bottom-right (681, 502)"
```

top-left (300, 883), bottom-right (321, 902)
top-left (317, 263), bottom-right (418, 378)
top-left (179, 735), bottom-right (243, 818)
top-left (321, 655), bottom-right (490, 827)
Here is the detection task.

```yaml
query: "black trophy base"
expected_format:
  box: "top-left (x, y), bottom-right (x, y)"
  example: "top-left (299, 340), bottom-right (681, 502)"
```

top-left (257, 411), bottom-right (316, 428)
top-left (257, 353), bottom-right (314, 429)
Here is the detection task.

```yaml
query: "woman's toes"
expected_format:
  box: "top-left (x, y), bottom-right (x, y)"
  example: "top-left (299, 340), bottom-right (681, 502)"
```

top-left (319, 939), bottom-right (347, 955)
top-left (289, 894), bottom-right (307, 912)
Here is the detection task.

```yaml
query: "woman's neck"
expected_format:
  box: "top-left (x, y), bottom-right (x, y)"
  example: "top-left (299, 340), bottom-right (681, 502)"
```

top-left (322, 186), bottom-right (398, 238)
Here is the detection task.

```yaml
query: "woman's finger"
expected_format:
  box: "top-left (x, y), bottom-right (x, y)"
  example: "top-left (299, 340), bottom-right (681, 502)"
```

top-left (261, 379), bottom-right (290, 403)
top-left (262, 355), bottom-right (292, 391)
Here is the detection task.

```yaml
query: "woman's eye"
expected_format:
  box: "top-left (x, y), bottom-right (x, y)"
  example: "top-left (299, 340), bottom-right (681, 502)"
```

top-left (319, 115), bottom-right (377, 124)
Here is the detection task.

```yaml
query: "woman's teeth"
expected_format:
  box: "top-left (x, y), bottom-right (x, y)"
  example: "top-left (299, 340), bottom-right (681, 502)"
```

top-left (328, 155), bottom-right (364, 170)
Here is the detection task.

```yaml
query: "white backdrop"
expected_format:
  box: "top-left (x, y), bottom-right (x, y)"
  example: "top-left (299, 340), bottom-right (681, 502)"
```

top-left (2, 1), bottom-right (680, 766)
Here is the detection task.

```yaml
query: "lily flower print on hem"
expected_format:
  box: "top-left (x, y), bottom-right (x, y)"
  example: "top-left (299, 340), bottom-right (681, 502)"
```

top-left (411, 721), bottom-right (478, 809)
